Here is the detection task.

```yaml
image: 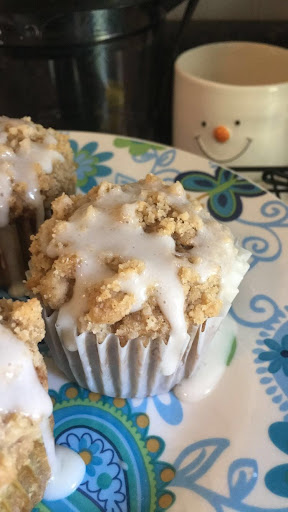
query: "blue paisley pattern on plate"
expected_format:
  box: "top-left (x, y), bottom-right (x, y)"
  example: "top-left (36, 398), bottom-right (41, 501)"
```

top-left (237, 200), bottom-right (288, 268)
top-left (171, 438), bottom-right (288, 511)
top-left (33, 383), bottom-right (176, 512)
top-left (228, 199), bottom-right (288, 331)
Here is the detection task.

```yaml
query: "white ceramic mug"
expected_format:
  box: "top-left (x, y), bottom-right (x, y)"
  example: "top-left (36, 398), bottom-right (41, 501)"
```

top-left (173, 42), bottom-right (288, 167)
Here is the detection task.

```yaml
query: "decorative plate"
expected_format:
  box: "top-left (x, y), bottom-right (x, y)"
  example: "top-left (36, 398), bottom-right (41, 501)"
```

top-left (4, 132), bottom-right (288, 512)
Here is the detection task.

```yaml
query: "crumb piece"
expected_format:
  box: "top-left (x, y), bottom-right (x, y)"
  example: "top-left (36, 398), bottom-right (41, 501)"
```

top-left (0, 297), bottom-right (44, 345)
top-left (114, 298), bottom-right (171, 346)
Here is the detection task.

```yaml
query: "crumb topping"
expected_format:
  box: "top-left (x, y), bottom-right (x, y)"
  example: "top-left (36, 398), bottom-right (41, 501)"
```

top-left (0, 116), bottom-right (76, 226)
top-left (27, 175), bottom-right (226, 350)
top-left (0, 298), bottom-right (45, 353)
top-left (0, 297), bottom-right (46, 394)
top-left (0, 298), bottom-right (51, 507)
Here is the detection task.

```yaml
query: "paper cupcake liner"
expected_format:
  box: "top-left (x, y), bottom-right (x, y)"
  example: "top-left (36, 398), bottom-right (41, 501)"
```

top-left (43, 309), bottom-right (226, 398)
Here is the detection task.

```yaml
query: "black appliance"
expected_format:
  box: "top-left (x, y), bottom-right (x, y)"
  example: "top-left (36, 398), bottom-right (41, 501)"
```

top-left (0, 0), bottom-right (186, 141)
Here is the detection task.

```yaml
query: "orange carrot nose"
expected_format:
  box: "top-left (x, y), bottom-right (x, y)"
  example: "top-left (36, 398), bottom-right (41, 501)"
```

top-left (213, 125), bottom-right (230, 143)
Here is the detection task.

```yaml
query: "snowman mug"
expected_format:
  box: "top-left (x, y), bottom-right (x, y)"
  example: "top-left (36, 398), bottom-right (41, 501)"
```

top-left (173, 42), bottom-right (288, 167)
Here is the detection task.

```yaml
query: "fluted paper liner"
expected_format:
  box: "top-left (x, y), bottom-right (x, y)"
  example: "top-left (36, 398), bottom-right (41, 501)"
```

top-left (43, 309), bottom-right (225, 398)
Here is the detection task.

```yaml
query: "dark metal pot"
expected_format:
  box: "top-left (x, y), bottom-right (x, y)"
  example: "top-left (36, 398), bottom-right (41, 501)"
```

top-left (0, 0), bottom-right (184, 140)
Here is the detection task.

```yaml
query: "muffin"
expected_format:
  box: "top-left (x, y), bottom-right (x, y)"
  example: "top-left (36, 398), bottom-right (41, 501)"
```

top-left (0, 297), bottom-right (86, 510)
top-left (27, 174), bottom-right (250, 398)
top-left (0, 116), bottom-right (76, 296)
top-left (0, 298), bottom-right (51, 510)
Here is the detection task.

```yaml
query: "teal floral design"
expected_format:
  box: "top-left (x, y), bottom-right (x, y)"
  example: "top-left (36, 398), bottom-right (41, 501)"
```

top-left (176, 167), bottom-right (265, 222)
top-left (265, 422), bottom-right (288, 497)
top-left (259, 336), bottom-right (288, 375)
top-left (34, 383), bottom-right (175, 512)
top-left (66, 433), bottom-right (104, 477)
top-left (253, 311), bottom-right (288, 420)
top-left (61, 432), bottom-right (124, 508)
top-left (113, 137), bottom-right (165, 156)
top-left (171, 438), bottom-right (288, 511)
top-left (70, 140), bottom-right (113, 192)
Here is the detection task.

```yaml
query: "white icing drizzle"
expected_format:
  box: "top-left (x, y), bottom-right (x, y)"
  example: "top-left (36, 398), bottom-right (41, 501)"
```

top-left (44, 445), bottom-right (85, 501)
top-left (174, 315), bottom-right (238, 402)
top-left (0, 323), bottom-right (85, 500)
top-left (191, 211), bottom-right (250, 307)
top-left (0, 117), bottom-right (64, 228)
top-left (0, 324), bottom-right (52, 417)
top-left (46, 184), bottom-right (250, 376)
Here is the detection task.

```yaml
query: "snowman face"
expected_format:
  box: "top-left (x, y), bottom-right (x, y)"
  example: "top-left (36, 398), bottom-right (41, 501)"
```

top-left (194, 119), bottom-right (253, 164)
top-left (174, 79), bottom-right (288, 166)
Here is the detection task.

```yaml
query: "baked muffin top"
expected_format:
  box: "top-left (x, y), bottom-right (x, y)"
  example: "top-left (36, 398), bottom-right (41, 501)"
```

top-left (27, 174), bottom-right (250, 374)
top-left (0, 116), bottom-right (76, 227)
top-left (0, 298), bottom-right (51, 509)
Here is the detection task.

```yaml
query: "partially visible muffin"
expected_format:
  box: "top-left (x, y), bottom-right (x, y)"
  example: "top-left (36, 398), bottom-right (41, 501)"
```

top-left (0, 116), bottom-right (76, 295)
top-left (27, 174), bottom-right (250, 397)
top-left (0, 298), bottom-right (52, 511)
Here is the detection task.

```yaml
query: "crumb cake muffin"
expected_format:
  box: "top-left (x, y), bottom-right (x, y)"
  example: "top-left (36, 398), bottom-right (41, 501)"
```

top-left (0, 298), bottom-right (85, 509)
top-left (0, 298), bottom-right (51, 510)
top-left (0, 116), bottom-right (76, 295)
top-left (27, 174), bottom-right (250, 397)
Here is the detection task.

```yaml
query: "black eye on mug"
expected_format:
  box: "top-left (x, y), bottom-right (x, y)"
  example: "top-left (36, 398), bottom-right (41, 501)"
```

top-left (201, 121), bottom-right (207, 127)
top-left (234, 120), bottom-right (241, 126)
